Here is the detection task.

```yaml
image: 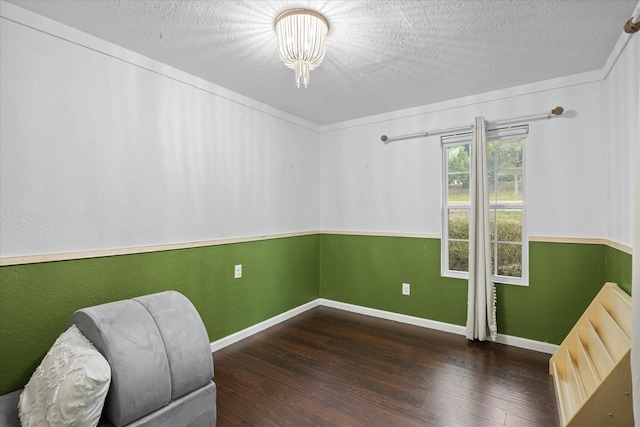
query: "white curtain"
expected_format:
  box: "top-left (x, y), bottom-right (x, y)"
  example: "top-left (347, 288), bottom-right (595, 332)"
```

top-left (466, 116), bottom-right (498, 341)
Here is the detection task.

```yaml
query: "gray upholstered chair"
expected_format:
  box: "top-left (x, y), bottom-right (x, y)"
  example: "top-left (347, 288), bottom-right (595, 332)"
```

top-left (0, 291), bottom-right (217, 427)
top-left (71, 291), bottom-right (217, 426)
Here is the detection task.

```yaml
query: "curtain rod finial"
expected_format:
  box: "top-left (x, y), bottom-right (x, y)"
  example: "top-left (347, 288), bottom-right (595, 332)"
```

top-left (625, 17), bottom-right (640, 33)
top-left (551, 106), bottom-right (564, 116)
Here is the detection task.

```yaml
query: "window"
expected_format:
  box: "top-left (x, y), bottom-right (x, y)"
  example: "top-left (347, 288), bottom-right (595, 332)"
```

top-left (442, 126), bottom-right (528, 285)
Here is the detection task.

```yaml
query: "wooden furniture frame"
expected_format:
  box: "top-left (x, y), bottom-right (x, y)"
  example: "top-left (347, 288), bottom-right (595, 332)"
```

top-left (549, 282), bottom-right (633, 426)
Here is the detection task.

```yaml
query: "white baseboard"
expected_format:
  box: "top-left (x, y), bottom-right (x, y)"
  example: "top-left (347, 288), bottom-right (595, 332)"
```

top-left (210, 298), bottom-right (559, 355)
top-left (493, 333), bottom-right (559, 354)
top-left (209, 299), bottom-right (321, 353)
top-left (318, 298), bottom-right (467, 334)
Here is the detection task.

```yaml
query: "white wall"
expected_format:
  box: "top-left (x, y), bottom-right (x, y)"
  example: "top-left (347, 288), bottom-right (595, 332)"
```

top-left (604, 34), bottom-right (639, 248)
top-left (318, 23), bottom-right (639, 249)
top-left (0, 3), bottom-right (319, 258)
top-left (2, 2), bottom-right (637, 259)
top-left (319, 78), bottom-right (611, 240)
top-left (605, 28), bottom-right (640, 427)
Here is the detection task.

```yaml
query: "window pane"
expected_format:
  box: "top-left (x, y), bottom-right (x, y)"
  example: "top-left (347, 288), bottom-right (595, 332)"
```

top-left (489, 210), bottom-right (496, 240)
top-left (448, 173), bottom-right (469, 203)
top-left (496, 139), bottom-right (522, 170)
top-left (497, 169), bottom-right (523, 203)
top-left (487, 141), bottom-right (497, 203)
top-left (447, 144), bottom-right (471, 204)
top-left (448, 209), bottom-right (469, 240)
top-left (490, 242), bottom-right (496, 275)
top-left (495, 139), bottom-right (523, 203)
top-left (449, 241), bottom-right (469, 272)
top-left (448, 145), bottom-right (470, 173)
top-left (496, 243), bottom-right (521, 277)
top-left (486, 141), bottom-right (496, 172)
top-left (488, 175), bottom-right (496, 204)
top-left (496, 209), bottom-right (522, 242)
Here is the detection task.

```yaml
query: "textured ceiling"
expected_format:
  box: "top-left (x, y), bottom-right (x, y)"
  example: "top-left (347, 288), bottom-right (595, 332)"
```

top-left (6, 0), bottom-right (638, 126)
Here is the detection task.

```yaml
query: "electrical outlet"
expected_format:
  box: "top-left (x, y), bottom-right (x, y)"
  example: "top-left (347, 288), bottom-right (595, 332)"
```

top-left (234, 264), bottom-right (242, 279)
top-left (402, 283), bottom-right (410, 295)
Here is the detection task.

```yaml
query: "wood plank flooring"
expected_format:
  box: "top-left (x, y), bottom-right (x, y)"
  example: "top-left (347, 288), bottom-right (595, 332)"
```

top-left (213, 306), bottom-right (559, 427)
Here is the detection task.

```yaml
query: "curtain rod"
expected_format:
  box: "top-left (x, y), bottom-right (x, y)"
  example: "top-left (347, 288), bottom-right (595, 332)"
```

top-left (380, 106), bottom-right (564, 143)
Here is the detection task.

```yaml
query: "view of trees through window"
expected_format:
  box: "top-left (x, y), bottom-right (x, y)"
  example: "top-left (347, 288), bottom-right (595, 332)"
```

top-left (444, 134), bottom-right (525, 281)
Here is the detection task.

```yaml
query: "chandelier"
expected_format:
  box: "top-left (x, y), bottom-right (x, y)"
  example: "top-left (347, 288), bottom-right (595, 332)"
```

top-left (275, 9), bottom-right (329, 88)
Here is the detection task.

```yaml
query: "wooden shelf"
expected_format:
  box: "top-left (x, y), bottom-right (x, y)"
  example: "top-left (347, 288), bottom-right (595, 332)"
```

top-left (549, 282), bottom-right (633, 427)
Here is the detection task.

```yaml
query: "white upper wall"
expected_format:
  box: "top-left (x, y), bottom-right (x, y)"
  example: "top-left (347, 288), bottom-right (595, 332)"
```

top-left (604, 34), bottom-right (639, 248)
top-left (0, 3), bottom-right (319, 258)
top-left (319, 32), bottom-right (639, 247)
top-left (318, 80), bottom-right (607, 238)
top-left (1, 2), bottom-right (637, 259)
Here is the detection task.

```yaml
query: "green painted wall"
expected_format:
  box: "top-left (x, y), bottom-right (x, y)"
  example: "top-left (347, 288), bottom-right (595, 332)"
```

top-left (0, 235), bottom-right (320, 395)
top-left (498, 242), bottom-right (605, 344)
top-left (605, 245), bottom-right (632, 294)
top-left (319, 235), bottom-right (467, 326)
top-left (319, 235), bottom-right (630, 347)
top-left (0, 233), bottom-right (632, 396)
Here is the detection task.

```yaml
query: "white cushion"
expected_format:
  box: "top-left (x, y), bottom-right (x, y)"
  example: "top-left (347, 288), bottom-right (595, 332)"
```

top-left (18, 325), bottom-right (111, 427)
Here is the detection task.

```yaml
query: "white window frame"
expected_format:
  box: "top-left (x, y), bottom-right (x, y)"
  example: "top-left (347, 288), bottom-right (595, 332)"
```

top-left (441, 125), bottom-right (529, 286)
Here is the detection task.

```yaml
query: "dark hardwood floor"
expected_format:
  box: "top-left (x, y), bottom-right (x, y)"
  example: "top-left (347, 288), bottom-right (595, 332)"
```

top-left (213, 306), bottom-right (559, 427)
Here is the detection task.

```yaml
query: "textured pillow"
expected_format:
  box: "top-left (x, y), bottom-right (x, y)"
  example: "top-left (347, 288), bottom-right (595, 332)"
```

top-left (18, 324), bottom-right (111, 427)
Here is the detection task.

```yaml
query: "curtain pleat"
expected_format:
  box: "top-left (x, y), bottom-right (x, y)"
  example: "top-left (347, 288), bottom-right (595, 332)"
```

top-left (466, 116), bottom-right (498, 341)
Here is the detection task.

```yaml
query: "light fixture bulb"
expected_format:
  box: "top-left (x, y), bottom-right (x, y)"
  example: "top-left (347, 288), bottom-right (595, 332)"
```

top-left (275, 9), bottom-right (329, 88)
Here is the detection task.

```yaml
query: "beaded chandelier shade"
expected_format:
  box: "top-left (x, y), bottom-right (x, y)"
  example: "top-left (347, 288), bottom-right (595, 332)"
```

top-left (275, 9), bottom-right (329, 88)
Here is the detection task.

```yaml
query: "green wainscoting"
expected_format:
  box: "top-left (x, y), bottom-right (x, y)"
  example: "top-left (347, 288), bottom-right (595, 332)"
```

top-left (497, 242), bottom-right (605, 345)
top-left (0, 235), bottom-right (320, 395)
top-left (605, 245), bottom-right (632, 294)
top-left (0, 233), bottom-right (632, 396)
top-left (319, 234), bottom-right (467, 326)
top-left (319, 235), bottom-right (630, 347)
